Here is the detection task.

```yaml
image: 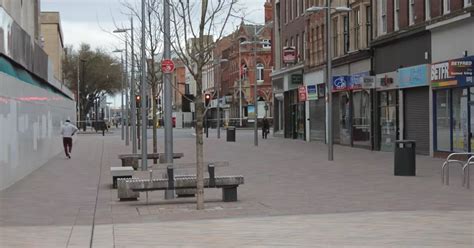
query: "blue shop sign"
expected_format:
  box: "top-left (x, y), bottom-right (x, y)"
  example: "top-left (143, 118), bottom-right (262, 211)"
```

top-left (332, 76), bottom-right (351, 92)
top-left (399, 64), bottom-right (429, 88)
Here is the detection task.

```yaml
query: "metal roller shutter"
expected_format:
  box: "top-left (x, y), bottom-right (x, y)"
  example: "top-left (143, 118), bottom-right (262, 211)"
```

top-left (404, 87), bottom-right (430, 155)
top-left (310, 99), bottom-right (326, 141)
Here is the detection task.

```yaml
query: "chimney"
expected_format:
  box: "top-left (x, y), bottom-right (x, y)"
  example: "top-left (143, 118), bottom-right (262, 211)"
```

top-left (264, 0), bottom-right (273, 24)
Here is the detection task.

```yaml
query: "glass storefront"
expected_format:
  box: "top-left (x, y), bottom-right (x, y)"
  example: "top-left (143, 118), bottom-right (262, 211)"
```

top-left (352, 90), bottom-right (371, 147)
top-left (339, 92), bottom-right (351, 145)
top-left (435, 87), bottom-right (472, 152)
top-left (379, 90), bottom-right (398, 152)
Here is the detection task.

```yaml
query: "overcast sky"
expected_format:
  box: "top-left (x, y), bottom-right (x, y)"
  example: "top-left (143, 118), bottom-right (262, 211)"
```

top-left (41, 0), bottom-right (266, 108)
top-left (41, 0), bottom-right (267, 52)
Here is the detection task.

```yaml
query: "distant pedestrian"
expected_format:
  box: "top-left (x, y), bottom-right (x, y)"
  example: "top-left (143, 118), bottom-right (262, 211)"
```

top-left (262, 117), bottom-right (270, 139)
top-left (61, 120), bottom-right (78, 159)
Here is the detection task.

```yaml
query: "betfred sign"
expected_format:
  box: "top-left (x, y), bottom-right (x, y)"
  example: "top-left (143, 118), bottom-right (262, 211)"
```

top-left (161, 59), bottom-right (175, 73)
top-left (431, 56), bottom-right (474, 88)
top-left (298, 85), bottom-right (307, 102)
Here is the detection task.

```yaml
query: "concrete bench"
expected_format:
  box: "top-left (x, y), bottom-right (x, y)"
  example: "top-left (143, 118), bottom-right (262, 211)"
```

top-left (117, 164), bottom-right (244, 202)
top-left (118, 153), bottom-right (184, 169)
top-left (111, 166), bottom-right (134, 189)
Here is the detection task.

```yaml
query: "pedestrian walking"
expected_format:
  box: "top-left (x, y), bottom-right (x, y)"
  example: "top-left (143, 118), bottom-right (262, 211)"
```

top-left (61, 120), bottom-right (78, 159)
top-left (262, 117), bottom-right (270, 139)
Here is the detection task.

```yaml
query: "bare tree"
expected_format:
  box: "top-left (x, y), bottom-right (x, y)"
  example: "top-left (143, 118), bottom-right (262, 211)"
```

top-left (152, 0), bottom-right (238, 210)
top-left (120, 0), bottom-right (164, 162)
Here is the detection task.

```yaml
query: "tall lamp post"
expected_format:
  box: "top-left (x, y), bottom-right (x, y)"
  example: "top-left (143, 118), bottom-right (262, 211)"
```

top-left (112, 49), bottom-right (125, 141)
top-left (114, 22), bottom-right (134, 150)
top-left (306, 2), bottom-right (351, 161)
top-left (240, 29), bottom-right (271, 147)
top-left (214, 58), bottom-right (228, 139)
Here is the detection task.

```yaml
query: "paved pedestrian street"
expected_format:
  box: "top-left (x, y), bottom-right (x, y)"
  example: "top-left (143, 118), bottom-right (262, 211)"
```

top-left (0, 129), bottom-right (473, 247)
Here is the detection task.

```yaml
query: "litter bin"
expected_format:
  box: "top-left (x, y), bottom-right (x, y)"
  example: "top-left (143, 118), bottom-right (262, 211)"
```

top-left (226, 126), bottom-right (236, 142)
top-left (394, 140), bottom-right (416, 176)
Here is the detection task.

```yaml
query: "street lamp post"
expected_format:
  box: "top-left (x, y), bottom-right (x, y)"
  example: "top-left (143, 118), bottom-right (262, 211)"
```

top-left (113, 19), bottom-right (135, 151)
top-left (214, 58), bottom-right (228, 139)
top-left (306, 2), bottom-right (351, 161)
top-left (113, 50), bottom-right (125, 141)
top-left (241, 39), bottom-right (270, 147)
top-left (140, 0), bottom-right (147, 171)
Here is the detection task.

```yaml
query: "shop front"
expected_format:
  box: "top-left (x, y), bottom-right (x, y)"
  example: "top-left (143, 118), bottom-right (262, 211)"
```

top-left (331, 72), bottom-right (374, 148)
top-left (398, 64), bottom-right (431, 155)
top-left (432, 56), bottom-right (474, 154)
top-left (284, 73), bottom-right (305, 140)
top-left (304, 70), bottom-right (326, 142)
top-left (375, 72), bottom-right (399, 152)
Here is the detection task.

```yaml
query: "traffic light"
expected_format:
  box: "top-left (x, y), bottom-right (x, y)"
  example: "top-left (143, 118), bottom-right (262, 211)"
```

top-left (204, 93), bottom-right (211, 107)
top-left (135, 95), bottom-right (141, 108)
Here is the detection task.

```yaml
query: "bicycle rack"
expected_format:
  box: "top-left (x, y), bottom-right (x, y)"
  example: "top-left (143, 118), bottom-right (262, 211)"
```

top-left (441, 152), bottom-right (474, 186)
top-left (462, 156), bottom-right (473, 189)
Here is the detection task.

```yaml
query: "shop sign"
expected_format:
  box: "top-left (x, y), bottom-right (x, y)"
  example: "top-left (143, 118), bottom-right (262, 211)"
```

top-left (350, 72), bottom-right (370, 90)
top-left (291, 74), bottom-right (303, 85)
top-left (298, 85), bottom-right (307, 102)
top-left (375, 72), bottom-right (399, 90)
top-left (332, 76), bottom-right (350, 92)
top-left (361, 76), bottom-right (376, 89)
top-left (283, 46), bottom-right (297, 64)
top-left (399, 64), bottom-right (429, 89)
top-left (306, 85), bottom-right (318, 100)
top-left (431, 56), bottom-right (474, 88)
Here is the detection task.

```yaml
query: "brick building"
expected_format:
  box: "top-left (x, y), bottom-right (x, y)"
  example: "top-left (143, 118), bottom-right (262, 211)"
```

top-left (216, 1), bottom-right (273, 127)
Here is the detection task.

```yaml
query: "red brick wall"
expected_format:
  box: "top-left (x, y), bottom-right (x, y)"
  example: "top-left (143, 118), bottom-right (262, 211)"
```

top-left (399, 0), bottom-right (409, 28)
top-left (451, 0), bottom-right (464, 11)
top-left (387, 0), bottom-right (395, 32)
top-left (431, 0), bottom-right (442, 18)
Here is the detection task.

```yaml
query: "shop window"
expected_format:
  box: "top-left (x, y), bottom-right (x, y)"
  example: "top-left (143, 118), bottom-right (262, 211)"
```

top-left (452, 88), bottom-right (469, 151)
top-left (353, 90), bottom-right (371, 147)
top-left (436, 89), bottom-right (451, 151)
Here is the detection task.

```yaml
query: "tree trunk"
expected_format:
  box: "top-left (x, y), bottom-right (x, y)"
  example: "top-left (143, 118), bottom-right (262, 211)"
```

top-left (195, 74), bottom-right (205, 210)
top-left (152, 84), bottom-right (158, 164)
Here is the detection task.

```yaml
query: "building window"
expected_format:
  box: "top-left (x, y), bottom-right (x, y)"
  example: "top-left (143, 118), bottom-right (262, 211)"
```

top-left (444, 0), bottom-right (451, 14)
top-left (262, 39), bottom-right (271, 49)
top-left (409, 0), bottom-right (415, 25)
top-left (394, 0), bottom-right (400, 30)
top-left (366, 6), bottom-right (372, 47)
top-left (426, 0), bottom-right (431, 20)
top-left (333, 18), bottom-right (338, 57)
top-left (303, 31), bottom-right (307, 60)
top-left (343, 15), bottom-right (349, 54)
top-left (286, 0), bottom-right (289, 23)
top-left (381, 0), bottom-right (387, 34)
top-left (465, 0), bottom-right (472, 7)
top-left (296, 34), bottom-right (300, 61)
top-left (354, 8), bottom-right (360, 50)
top-left (256, 63), bottom-right (264, 81)
top-left (297, 0), bottom-right (300, 17)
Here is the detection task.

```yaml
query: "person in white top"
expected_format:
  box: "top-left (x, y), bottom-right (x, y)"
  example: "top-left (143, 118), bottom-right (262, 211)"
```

top-left (61, 120), bottom-right (78, 159)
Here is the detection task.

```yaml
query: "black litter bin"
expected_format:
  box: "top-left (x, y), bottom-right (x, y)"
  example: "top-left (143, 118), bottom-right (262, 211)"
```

top-left (394, 140), bottom-right (416, 176)
top-left (226, 126), bottom-right (236, 142)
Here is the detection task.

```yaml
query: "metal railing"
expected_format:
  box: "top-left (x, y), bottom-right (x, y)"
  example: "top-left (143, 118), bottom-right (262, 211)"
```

top-left (462, 156), bottom-right (473, 189)
top-left (441, 152), bottom-right (474, 188)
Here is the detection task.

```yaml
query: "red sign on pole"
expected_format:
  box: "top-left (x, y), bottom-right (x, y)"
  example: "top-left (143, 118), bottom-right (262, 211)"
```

top-left (161, 59), bottom-right (175, 73)
top-left (298, 85), bottom-right (307, 102)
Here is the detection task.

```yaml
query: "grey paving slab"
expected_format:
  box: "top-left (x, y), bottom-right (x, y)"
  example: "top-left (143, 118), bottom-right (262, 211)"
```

top-left (0, 127), bottom-right (473, 247)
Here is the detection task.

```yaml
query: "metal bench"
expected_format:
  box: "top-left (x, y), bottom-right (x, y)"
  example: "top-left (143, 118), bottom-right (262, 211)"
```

top-left (117, 164), bottom-right (244, 202)
top-left (118, 153), bottom-right (184, 169)
top-left (110, 166), bottom-right (134, 189)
